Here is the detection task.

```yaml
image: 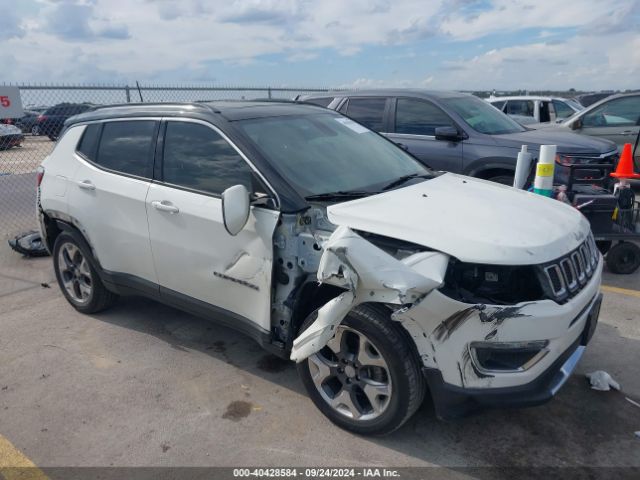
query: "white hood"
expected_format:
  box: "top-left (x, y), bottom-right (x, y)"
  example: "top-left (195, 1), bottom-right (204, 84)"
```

top-left (327, 173), bottom-right (590, 265)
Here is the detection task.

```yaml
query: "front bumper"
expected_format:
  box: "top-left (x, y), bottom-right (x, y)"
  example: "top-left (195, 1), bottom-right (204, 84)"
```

top-left (424, 292), bottom-right (602, 419)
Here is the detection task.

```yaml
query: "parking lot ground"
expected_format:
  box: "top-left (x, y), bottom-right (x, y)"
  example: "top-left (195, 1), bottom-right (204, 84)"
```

top-left (0, 241), bottom-right (639, 474)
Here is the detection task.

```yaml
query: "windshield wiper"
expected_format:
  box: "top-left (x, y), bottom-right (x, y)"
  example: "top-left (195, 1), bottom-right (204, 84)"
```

top-left (305, 190), bottom-right (375, 201)
top-left (381, 173), bottom-right (430, 191)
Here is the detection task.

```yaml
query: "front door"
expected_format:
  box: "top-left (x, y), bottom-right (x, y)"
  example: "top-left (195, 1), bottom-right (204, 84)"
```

top-left (579, 95), bottom-right (640, 163)
top-left (146, 119), bottom-right (279, 331)
top-left (386, 97), bottom-right (463, 172)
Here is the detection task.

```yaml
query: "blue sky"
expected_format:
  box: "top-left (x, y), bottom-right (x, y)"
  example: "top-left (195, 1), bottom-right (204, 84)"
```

top-left (1, 0), bottom-right (639, 90)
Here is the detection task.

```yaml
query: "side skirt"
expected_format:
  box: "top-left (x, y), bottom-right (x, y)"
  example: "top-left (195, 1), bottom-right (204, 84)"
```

top-left (100, 270), bottom-right (287, 359)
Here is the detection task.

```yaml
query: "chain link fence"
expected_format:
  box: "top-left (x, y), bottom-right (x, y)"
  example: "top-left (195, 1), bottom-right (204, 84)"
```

top-left (0, 84), bottom-right (332, 238)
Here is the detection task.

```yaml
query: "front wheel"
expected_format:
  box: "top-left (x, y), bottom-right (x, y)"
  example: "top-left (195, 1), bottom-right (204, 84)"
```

top-left (606, 242), bottom-right (640, 274)
top-left (296, 304), bottom-right (425, 435)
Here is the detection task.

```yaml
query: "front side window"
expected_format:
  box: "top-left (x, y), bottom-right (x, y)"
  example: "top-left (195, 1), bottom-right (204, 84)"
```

top-left (441, 96), bottom-right (525, 135)
top-left (236, 113), bottom-right (429, 197)
top-left (490, 101), bottom-right (506, 111)
top-left (96, 120), bottom-right (156, 178)
top-left (305, 97), bottom-right (333, 108)
top-left (553, 100), bottom-right (576, 119)
top-left (582, 96), bottom-right (640, 127)
top-left (162, 121), bottom-right (253, 195)
top-left (395, 98), bottom-right (455, 136)
top-left (345, 98), bottom-right (387, 131)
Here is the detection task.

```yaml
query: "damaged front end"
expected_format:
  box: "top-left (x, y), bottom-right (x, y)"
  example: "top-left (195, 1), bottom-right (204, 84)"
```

top-left (290, 226), bottom-right (449, 361)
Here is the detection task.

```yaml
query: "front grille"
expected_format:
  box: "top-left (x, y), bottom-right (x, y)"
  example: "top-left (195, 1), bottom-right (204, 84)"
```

top-left (542, 234), bottom-right (599, 303)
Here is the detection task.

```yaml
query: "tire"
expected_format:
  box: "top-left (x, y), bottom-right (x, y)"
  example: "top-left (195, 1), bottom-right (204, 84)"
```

top-left (52, 231), bottom-right (118, 313)
top-left (296, 304), bottom-right (425, 435)
top-left (606, 242), bottom-right (640, 275)
top-left (486, 174), bottom-right (515, 186)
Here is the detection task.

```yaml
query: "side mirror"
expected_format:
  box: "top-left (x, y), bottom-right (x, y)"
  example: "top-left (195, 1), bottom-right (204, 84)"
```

top-left (434, 126), bottom-right (461, 141)
top-left (221, 184), bottom-right (251, 236)
top-left (570, 118), bottom-right (582, 130)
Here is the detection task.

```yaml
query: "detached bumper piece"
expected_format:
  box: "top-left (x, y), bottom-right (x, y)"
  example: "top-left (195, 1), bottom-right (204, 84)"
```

top-left (426, 293), bottom-right (602, 420)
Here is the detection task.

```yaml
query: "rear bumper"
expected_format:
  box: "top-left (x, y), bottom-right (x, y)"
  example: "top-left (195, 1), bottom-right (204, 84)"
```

top-left (425, 293), bottom-right (601, 419)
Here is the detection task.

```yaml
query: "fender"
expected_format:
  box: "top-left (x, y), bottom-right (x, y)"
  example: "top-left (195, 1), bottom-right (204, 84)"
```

top-left (290, 226), bottom-right (449, 362)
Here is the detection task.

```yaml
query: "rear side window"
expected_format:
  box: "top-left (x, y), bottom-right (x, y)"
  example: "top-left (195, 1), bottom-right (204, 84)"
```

top-left (505, 100), bottom-right (534, 117)
top-left (76, 123), bottom-right (101, 161)
top-left (395, 98), bottom-right (454, 136)
top-left (345, 98), bottom-right (387, 131)
top-left (96, 121), bottom-right (156, 178)
top-left (162, 121), bottom-right (253, 195)
top-left (490, 101), bottom-right (506, 110)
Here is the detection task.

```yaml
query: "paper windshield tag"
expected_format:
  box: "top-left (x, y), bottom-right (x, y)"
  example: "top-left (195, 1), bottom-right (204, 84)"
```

top-left (334, 117), bottom-right (369, 134)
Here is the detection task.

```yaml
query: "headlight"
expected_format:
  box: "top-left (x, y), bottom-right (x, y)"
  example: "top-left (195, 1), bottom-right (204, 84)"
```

top-left (440, 260), bottom-right (544, 305)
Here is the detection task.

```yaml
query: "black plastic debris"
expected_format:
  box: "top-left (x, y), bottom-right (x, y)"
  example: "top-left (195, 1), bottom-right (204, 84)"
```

top-left (8, 230), bottom-right (50, 257)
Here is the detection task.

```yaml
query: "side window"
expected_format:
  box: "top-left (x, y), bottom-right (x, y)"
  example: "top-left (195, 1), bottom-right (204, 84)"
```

top-left (553, 100), bottom-right (575, 119)
top-left (505, 100), bottom-right (534, 117)
top-left (490, 101), bottom-right (506, 111)
top-left (539, 101), bottom-right (550, 122)
top-left (305, 97), bottom-right (333, 108)
top-left (76, 123), bottom-right (101, 161)
top-left (395, 98), bottom-right (454, 136)
top-left (338, 100), bottom-right (349, 114)
top-left (162, 121), bottom-right (253, 195)
top-left (96, 120), bottom-right (156, 178)
top-left (345, 98), bottom-right (387, 131)
top-left (582, 96), bottom-right (640, 127)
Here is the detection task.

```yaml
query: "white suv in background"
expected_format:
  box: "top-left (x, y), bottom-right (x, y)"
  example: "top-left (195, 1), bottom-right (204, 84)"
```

top-left (37, 101), bottom-right (603, 435)
top-left (488, 96), bottom-right (583, 125)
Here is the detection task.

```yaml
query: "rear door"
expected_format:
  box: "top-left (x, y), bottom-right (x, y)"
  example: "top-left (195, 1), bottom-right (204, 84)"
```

top-left (68, 119), bottom-right (159, 285)
top-left (146, 119), bottom-right (279, 331)
top-left (387, 97), bottom-right (463, 172)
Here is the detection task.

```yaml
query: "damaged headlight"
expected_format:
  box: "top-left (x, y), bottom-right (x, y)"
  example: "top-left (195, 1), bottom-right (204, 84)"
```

top-left (441, 260), bottom-right (544, 305)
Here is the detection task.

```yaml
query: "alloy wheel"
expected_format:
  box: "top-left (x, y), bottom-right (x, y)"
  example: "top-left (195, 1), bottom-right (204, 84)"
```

top-left (307, 326), bottom-right (393, 421)
top-left (57, 242), bottom-right (93, 304)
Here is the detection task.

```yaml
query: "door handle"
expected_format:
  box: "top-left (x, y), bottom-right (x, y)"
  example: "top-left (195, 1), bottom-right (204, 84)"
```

top-left (620, 130), bottom-right (636, 136)
top-left (151, 200), bottom-right (179, 214)
top-left (77, 180), bottom-right (95, 190)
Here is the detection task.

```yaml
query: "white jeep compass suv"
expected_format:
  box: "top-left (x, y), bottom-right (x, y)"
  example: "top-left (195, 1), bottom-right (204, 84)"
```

top-left (37, 101), bottom-right (603, 435)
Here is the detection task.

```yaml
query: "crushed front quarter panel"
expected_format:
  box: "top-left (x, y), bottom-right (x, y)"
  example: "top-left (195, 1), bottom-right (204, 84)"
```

top-left (290, 226), bottom-right (449, 361)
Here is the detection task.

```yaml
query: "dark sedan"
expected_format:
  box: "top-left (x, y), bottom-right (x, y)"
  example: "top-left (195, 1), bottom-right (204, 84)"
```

top-left (36, 103), bottom-right (94, 140)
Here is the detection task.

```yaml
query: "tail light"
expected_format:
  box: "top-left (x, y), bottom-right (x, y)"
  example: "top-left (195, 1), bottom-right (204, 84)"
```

top-left (36, 166), bottom-right (45, 187)
top-left (37, 115), bottom-right (47, 123)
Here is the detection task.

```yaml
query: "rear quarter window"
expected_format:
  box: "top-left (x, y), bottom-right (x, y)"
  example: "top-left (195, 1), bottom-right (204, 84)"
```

top-left (95, 120), bottom-right (157, 178)
top-left (76, 123), bottom-right (101, 161)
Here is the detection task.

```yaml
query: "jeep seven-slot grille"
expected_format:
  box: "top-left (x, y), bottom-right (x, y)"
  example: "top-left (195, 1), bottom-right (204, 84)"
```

top-left (542, 234), bottom-right (599, 303)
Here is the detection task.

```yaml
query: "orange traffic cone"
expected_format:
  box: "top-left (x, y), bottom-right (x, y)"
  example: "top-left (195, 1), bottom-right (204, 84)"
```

top-left (611, 143), bottom-right (640, 178)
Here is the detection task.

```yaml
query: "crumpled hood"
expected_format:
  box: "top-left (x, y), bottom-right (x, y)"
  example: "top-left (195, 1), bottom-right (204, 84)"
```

top-left (327, 173), bottom-right (591, 265)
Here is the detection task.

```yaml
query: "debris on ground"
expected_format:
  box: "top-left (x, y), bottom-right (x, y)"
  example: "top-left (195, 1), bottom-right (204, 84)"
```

top-left (626, 397), bottom-right (640, 409)
top-left (8, 230), bottom-right (49, 257)
top-left (586, 371), bottom-right (621, 391)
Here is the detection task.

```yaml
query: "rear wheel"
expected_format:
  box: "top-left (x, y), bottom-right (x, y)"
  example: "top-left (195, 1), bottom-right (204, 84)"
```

top-left (53, 232), bottom-right (118, 313)
top-left (606, 242), bottom-right (640, 274)
top-left (297, 304), bottom-right (425, 435)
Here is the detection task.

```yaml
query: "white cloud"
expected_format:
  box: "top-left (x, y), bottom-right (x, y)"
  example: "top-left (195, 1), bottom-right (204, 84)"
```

top-left (2, 0), bottom-right (639, 90)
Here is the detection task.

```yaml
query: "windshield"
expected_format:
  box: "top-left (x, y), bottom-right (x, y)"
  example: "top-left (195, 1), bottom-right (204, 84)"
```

top-left (236, 113), bottom-right (429, 197)
top-left (441, 96), bottom-right (526, 134)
